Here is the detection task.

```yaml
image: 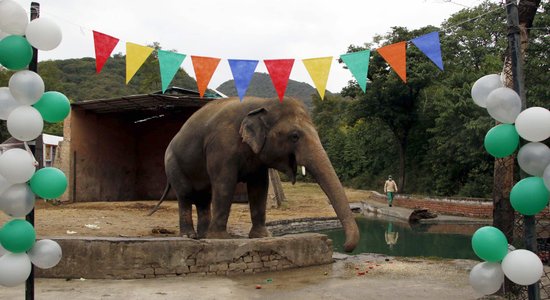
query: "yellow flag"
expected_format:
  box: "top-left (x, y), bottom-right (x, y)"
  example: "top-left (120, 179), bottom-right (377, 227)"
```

top-left (302, 56), bottom-right (332, 99)
top-left (126, 42), bottom-right (154, 84)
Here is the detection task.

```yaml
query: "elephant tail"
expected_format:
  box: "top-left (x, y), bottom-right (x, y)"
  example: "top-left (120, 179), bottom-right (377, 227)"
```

top-left (147, 183), bottom-right (171, 216)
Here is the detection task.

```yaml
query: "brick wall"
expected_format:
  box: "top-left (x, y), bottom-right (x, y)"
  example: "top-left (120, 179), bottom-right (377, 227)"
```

top-left (388, 195), bottom-right (493, 218)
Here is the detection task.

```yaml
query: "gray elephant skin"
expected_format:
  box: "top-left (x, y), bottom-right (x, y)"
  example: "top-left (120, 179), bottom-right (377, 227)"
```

top-left (164, 97), bottom-right (359, 252)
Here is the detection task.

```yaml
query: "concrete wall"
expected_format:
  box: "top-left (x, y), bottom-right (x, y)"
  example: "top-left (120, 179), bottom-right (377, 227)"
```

top-left (36, 234), bottom-right (333, 279)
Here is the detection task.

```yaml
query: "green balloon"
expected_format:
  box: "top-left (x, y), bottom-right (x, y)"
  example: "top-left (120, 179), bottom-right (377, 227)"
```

top-left (471, 226), bottom-right (508, 262)
top-left (0, 219), bottom-right (36, 253)
top-left (0, 35), bottom-right (33, 70)
top-left (510, 177), bottom-right (549, 216)
top-left (30, 167), bottom-right (68, 199)
top-left (484, 124), bottom-right (519, 158)
top-left (33, 91), bottom-right (71, 123)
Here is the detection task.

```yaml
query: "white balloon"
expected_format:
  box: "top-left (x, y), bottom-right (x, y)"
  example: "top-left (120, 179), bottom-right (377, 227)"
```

top-left (515, 107), bottom-right (550, 142)
top-left (25, 18), bottom-right (62, 51)
top-left (518, 142), bottom-right (550, 177)
top-left (486, 87), bottom-right (522, 124)
top-left (0, 253), bottom-right (32, 287)
top-left (0, 243), bottom-right (6, 257)
top-left (471, 74), bottom-right (504, 108)
top-left (469, 262), bottom-right (504, 295)
top-left (0, 0), bottom-right (28, 35)
top-left (0, 148), bottom-right (36, 184)
top-left (544, 164), bottom-right (550, 192)
top-left (0, 30), bottom-right (8, 41)
top-left (0, 87), bottom-right (21, 120)
top-left (8, 70), bottom-right (45, 105)
top-left (502, 249), bottom-right (543, 285)
top-left (7, 105), bottom-right (43, 141)
top-left (0, 183), bottom-right (35, 217)
top-left (28, 239), bottom-right (62, 269)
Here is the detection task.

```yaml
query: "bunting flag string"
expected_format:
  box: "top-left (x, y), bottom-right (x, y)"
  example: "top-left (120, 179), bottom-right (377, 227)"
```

top-left (125, 42), bottom-right (154, 84)
top-left (90, 29), bottom-right (445, 100)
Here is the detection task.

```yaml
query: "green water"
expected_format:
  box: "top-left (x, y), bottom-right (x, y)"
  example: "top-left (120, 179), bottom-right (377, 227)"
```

top-left (318, 217), bottom-right (478, 259)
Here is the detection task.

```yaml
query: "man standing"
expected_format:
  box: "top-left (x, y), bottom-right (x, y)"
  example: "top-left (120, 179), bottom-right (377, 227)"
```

top-left (384, 175), bottom-right (398, 207)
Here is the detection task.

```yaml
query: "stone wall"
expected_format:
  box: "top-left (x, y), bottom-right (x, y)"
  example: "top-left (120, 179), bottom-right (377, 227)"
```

top-left (392, 195), bottom-right (493, 218)
top-left (36, 233), bottom-right (333, 279)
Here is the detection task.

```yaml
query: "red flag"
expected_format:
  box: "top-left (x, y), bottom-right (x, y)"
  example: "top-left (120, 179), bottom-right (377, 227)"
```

top-left (93, 31), bottom-right (119, 74)
top-left (264, 59), bottom-right (295, 102)
top-left (377, 41), bottom-right (407, 83)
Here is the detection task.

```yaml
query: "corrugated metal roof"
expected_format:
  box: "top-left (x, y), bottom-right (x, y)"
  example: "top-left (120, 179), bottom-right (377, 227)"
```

top-left (71, 87), bottom-right (220, 118)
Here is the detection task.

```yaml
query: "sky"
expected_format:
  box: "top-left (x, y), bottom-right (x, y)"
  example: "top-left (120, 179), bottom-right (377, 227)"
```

top-left (12, 0), bottom-right (486, 93)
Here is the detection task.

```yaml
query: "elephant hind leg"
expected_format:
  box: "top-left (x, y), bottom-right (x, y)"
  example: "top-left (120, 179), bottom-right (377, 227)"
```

top-left (179, 200), bottom-right (197, 239)
top-left (195, 192), bottom-right (212, 239)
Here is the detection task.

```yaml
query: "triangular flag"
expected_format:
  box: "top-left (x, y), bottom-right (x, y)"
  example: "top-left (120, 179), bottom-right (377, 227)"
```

top-left (411, 31), bottom-right (444, 71)
top-left (93, 31), bottom-right (119, 74)
top-left (377, 41), bottom-right (407, 83)
top-left (340, 50), bottom-right (371, 92)
top-left (191, 56), bottom-right (221, 98)
top-left (302, 56), bottom-right (332, 99)
top-left (228, 59), bottom-right (259, 101)
top-left (125, 42), bottom-right (154, 84)
top-left (158, 50), bottom-right (187, 93)
top-left (264, 59), bottom-right (295, 102)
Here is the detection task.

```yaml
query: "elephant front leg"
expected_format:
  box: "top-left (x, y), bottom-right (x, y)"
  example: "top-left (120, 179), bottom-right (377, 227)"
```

top-left (247, 169), bottom-right (271, 238)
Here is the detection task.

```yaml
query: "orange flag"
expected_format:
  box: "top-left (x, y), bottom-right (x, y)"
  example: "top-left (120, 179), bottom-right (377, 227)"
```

top-left (191, 56), bottom-right (221, 97)
top-left (377, 41), bottom-right (407, 83)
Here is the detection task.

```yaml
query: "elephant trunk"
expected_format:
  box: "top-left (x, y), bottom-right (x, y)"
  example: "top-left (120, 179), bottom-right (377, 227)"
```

top-left (302, 146), bottom-right (359, 252)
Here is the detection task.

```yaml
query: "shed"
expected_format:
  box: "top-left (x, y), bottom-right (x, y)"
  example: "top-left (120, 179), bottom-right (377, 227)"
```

top-left (58, 87), bottom-right (221, 202)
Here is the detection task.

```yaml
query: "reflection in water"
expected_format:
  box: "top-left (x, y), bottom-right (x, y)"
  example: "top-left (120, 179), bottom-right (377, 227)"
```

top-left (318, 216), bottom-right (478, 260)
top-left (384, 221), bottom-right (399, 250)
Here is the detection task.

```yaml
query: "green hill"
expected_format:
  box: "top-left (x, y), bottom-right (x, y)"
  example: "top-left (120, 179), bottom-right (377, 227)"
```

top-left (216, 72), bottom-right (325, 109)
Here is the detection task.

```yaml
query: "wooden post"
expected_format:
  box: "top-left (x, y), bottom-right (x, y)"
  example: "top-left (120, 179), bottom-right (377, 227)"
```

top-left (268, 169), bottom-right (286, 208)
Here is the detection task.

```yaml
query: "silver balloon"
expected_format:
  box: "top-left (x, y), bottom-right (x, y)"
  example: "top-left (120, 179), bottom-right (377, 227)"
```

top-left (0, 148), bottom-right (36, 184)
top-left (0, 87), bottom-right (21, 120)
top-left (471, 74), bottom-right (503, 108)
top-left (469, 262), bottom-right (504, 295)
top-left (0, 173), bottom-right (11, 196)
top-left (28, 239), bottom-right (62, 269)
top-left (0, 253), bottom-right (32, 287)
top-left (0, 183), bottom-right (35, 217)
top-left (0, 243), bottom-right (6, 257)
top-left (8, 70), bottom-right (45, 105)
top-left (486, 87), bottom-right (522, 124)
top-left (518, 143), bottom-right (550, 177)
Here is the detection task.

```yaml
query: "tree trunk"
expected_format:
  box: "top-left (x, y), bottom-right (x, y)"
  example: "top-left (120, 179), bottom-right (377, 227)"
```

top-left (268, 169), bottom-right (286, 208)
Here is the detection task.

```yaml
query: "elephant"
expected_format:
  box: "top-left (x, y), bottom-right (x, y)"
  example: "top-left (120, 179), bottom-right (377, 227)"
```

top-left (162, 96), bottom-right (359, 252)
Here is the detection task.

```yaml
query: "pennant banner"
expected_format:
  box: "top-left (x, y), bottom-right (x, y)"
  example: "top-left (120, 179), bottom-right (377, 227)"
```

top-left (264, 59), bottom-right (295, 102)
top-left (377, 41), bottom-right (407, 83)
top-left (340, 50), bottom-right (371, 92)
top-left (411, 31), bottom-right (444, 71)
top-left (158, 50), bottom-right (187, 93)
top-left (125, 42), bottom-right (154, 84)
top-left (191, 56), bottom-right (221, 98)
top-left (302, 56), bottom-right (332, 100)
top-left (228, 59), bottom-right (259, 101)
top-left (93, 31), bottom-right (119, 74)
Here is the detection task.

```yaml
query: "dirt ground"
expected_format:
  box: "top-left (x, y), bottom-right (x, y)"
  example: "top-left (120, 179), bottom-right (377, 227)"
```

top-left (0, 182), bottom-right (376, 238)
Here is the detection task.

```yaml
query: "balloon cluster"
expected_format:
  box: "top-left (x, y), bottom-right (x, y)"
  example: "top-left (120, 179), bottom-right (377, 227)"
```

top-left (0, 0), bottom-right (68, 287)
top-left (468, 74), bottom-right (550, 295)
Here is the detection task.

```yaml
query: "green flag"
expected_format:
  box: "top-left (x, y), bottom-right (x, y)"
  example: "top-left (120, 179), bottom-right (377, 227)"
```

top-left (340, 50), bottom-right (371, 92)
top-left (158, 50), bottom-right (187, 93)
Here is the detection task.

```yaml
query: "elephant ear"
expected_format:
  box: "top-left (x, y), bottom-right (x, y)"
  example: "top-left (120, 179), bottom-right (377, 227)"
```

top-left (239, 107), bottom-right (268, 154)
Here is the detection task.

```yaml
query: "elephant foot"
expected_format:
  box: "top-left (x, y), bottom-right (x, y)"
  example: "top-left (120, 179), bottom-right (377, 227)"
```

top-left (180, 229), bottom-right (198, 239)
top-left (206, 230), bottom-right (232, 239)
top-left (249, 226), bottom-right (271, 238)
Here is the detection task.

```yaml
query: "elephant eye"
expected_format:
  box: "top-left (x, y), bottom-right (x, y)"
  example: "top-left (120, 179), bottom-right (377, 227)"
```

top-left (289, 131), bottom-right (300, 143)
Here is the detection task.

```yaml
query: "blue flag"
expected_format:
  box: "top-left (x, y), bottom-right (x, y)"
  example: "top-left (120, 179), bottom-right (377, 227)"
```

top-left (228, 59), bottom-right (259, 101)
top-left (411, 31), bottom-right (444, 71)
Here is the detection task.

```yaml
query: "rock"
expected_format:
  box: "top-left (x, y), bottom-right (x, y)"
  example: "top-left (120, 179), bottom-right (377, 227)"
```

top-left (408, 209), bottom-right (437, 223)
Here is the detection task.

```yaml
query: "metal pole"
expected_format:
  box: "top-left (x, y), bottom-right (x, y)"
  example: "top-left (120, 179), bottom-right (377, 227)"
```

top-left (505, 0), bottom-right (538, 299)
top-left (26, 3), bottom-right (40, 300)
